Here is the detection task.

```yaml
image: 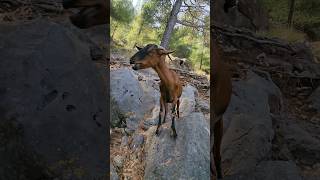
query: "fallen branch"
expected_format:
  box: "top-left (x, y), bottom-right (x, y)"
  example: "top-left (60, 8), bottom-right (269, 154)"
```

top-left (212, 24), bottom-right (295, 52)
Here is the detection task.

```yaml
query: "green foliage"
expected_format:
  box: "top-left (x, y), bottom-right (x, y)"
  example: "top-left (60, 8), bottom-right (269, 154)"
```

top-left (173, 44), bottom-right (192, 58)
top-left (261, 0), bottom-right (320, 27)
top-left (111, 0), bottom-right (210, 73)
top-left (142, 0), bottom-right (172, 28)
top-left (111, 0), bottom-right (135, 23)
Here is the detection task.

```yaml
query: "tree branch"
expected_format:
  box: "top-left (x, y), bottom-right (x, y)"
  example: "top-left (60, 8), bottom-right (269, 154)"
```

top-left (176, 19), bottom-right (208, 30)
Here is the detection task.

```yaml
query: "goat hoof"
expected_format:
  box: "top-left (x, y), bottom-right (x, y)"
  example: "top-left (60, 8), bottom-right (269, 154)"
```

top-left (172, 131), bottom-right (177, 138)
top-left (155, 129), bottom-right (160, 136)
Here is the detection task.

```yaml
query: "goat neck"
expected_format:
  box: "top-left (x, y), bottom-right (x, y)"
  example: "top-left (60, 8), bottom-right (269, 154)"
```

top-left (152, 56), bottom-right (173, 85)
top-left (212, 39), bottom-right (222, 77)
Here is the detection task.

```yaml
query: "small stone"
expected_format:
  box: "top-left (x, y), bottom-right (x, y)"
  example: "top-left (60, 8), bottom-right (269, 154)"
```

top-left (256, 52), bottom-right (266, 60)
top-left (130, 134), bottom-right (144, 150)
top-left (143, 118), bottom-right (158, 129)
top-left (124, 128), bottom-right (135, 135)
top-left (110, 163), bottom-right (119, 180)
top-left (138, 75), bottom-right (143, 81)
top-left (113, 155), bottom-right (125, 169)
top-left (301, 115), bottom-right (308, 120)
top-left (121, 136), bottom-right (129, 147)
top-left (196, 99), bottom-right (210, 113)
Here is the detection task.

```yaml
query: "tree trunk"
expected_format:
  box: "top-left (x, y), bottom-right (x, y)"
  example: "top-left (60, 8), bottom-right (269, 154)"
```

top-left (160, 0), bottom-right (182, 49)
top-left (199, 54), bottom-right (203, 70)
top-left (287, 0), bottom-right (295, 28)
top-left (200, 32), bottom-right (206, 70)
top-left (111, 24), bottom-right (118, 39)
top-left (133, 20), bottom-right (145, 48)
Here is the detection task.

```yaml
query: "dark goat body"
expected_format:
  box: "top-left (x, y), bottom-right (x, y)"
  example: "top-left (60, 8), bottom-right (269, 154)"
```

top-left (63, 0), bottom-right (108, 28)
top-left (211, 38), bottom-right (232, 179)
top-left (224, 0), bottom-right (238, 13)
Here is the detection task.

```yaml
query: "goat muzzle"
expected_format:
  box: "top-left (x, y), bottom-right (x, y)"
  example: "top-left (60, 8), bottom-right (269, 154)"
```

top-left (132, 64), bottom-right (140, 70)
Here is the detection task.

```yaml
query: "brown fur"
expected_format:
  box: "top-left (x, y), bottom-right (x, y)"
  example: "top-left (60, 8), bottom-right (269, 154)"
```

top-left (211, 38), bottom-right (232, 179)
top-left (130, 45), bottom-right (182, 138)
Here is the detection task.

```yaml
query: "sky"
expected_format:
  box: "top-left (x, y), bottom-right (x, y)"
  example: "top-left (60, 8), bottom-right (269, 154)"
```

top-left (132, 0), bottom-right (142, 11)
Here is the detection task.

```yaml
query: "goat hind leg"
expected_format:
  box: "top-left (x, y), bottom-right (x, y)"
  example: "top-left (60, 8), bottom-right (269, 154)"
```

top-left (171, 100), bottom-right (178, 138)
top-left (176, 99), bottom-right (180, 118)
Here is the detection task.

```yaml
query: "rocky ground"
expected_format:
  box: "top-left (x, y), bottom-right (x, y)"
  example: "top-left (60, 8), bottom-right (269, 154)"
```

top-left (213, 25), bottom-right (320, 180)
top-left (110, 52), bottom-right (210, 179)
top-left (0, 1), bottom-right (109, 179)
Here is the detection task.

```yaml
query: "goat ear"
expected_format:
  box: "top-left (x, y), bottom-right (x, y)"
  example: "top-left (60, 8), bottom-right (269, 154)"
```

top-left (135, 45), bottom-right (142, 50)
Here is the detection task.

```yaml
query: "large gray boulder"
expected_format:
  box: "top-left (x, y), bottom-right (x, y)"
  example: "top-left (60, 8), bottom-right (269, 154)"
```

top-left (110, 68), bottom-right (160, 130)
top-left (179, 85), bottom-right (197, 117)
top-left (144, 113), bottom-right (210, 180)
top-left (111, 68), bottom-right (197, 130)
top-left (222, 71), bottom-right (282, 175)
top-left (309, 87), bottom-right (320, 111)
top-left (0, 20), bottom-right (107, 179)
top-left (142, 83), bottom-right (198, 129)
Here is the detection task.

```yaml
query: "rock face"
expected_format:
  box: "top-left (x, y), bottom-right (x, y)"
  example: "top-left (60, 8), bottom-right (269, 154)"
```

top-left (213, 0), bottom-right (269, 31)
top-left (224, 161), bottom-right (302, 180)
top-left (179, 85), bottom-right (197, 117)
top-left (0, 20), bottom-right (107, 179)
top-left (110, 164), bottom-right (120, 180)
top-left (144, 113), bottom-right (210, 180)
top-left (110, 68), bottom-right (160, 130)
top-left (309, 87), bottom-right (320, 111)
top-left (222, 72), bottom-right (282, 175)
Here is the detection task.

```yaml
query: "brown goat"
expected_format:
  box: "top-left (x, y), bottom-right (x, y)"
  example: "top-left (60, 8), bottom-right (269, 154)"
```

top-left (63, 0), bottom-right (108, 28)
top-left (211, 37), bottom-right (232, 179)
top-left (130, 44), bottom-right (183, 138)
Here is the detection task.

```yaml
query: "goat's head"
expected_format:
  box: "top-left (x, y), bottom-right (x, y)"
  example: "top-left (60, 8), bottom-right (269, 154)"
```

top-left (224, 0), bottom-right (239, 13)
top-left (63, 0), bottom-right (108, 28)
top-left (129, 44), bottom-right (174, 70)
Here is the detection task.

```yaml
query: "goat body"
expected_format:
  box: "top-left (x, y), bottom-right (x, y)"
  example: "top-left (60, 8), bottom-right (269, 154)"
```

top-left (130, 44), bottom-right (182, 138)
top-left (211, 38), bottom-right (232, 179)
top-left (63, 0), bottom-right (108, 28)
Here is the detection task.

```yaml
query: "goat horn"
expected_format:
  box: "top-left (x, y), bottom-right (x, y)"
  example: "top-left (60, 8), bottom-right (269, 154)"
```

top-left (135, 45), bottom-right (142, 50)
top-left (156, 45), bottom-right (174, 54)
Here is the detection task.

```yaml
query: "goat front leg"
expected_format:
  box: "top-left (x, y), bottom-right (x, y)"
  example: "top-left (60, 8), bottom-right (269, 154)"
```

top-left (176, 98), bottom-right (180, 118)
top-left (156, 96), bottom-right (165, 135)
top-left (214, 117), bottom-right (223, 179)
top-left (163, 101), bottom-right (168, 123)
top-left (171, 99), bottom-right (178, 138)
top-left (210, 123), bottom-right (217, 179)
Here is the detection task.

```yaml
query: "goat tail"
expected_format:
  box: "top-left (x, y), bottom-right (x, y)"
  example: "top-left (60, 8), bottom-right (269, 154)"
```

top-left (177, 99), bottom-right (180, 118)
